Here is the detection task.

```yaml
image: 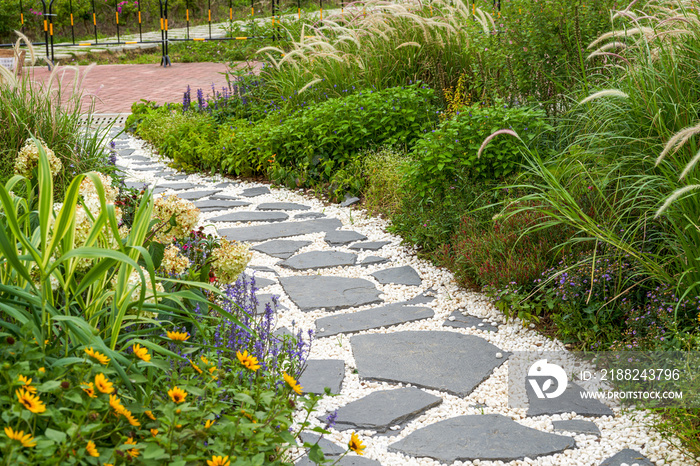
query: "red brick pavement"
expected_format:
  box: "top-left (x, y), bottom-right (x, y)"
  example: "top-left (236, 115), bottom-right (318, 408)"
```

top-left (27, 62), bottom-right (261, 114)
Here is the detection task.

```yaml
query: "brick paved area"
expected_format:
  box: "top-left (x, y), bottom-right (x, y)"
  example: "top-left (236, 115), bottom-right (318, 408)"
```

top-left (27, 61), bottom-right (261, 113)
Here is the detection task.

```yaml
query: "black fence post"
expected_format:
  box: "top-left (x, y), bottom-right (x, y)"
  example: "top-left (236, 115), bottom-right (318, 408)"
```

top-left (185, 0), bottom-right (189, 40)
top-left (40, 0), bottom-right (51, 69)
top-left (115, 0), bottom-right (120, 44)
top-left (92, 0), bottom-right (98, 43)
top-left (208, 0), bottom-right (212, 40)
top-left (138, 0), bottom-right (142, 42)
top-left (159, 0), bottom-right (171, 66)
top-left (69, 0), bottom-right (75, 44)
top-left (48, 0), bottom-right (54, 63)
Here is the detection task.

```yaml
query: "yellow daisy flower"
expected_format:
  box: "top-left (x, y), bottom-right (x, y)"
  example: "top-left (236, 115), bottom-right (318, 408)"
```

top-left (348, 432), bottom-right (366, 455)
top-left (38, 367), bottom-right (45, 374)
top-left (200, 355), bottom-right (210, 365)
top-left (4, 426), bottom-right (37, 448)
top-left (168, 386), bottom-right (187, 404)
top-left (204, 419), bottom-right (215, 429)
top-left (167, 330), bottom-right (190, 342)
top-left (109, 394), bottom-right (126, 415)
top-left (282, 372), bottom-right (303, 395)
top-left (189, 359), bottom-right (203, 374)
top-left (236, 350), bottom-right (261, 371)
top-left (122, 408), bottom-right (140, 427)
top-left (132, 343), bottom-right (151, 363)
top-left (207, 455), bottom-right (230, 466)
top-left (124, 437), bottom-right (139, 458)
top-left (84, 347), bottom-right (110, 365)
top-left (145, 410), bottom-right (156, 421)
top-left (86, 440), bottom-right (99, 457)
top-left (150, 429), bottom-right (158, 437)
top-left (18, 375), bottom-right (37, 394)
top-left (94, 373), bottom-right (114, 394)
top-left (16, 388), bottom-right (46, 414)
top-left (81, 382), bottom-right (97, 398)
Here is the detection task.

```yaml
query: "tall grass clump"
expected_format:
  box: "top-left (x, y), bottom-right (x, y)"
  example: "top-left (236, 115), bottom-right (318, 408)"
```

top-left (0, 32), bottom-right (115, 196)
top-left (257, 0), bottom-right (477, 105)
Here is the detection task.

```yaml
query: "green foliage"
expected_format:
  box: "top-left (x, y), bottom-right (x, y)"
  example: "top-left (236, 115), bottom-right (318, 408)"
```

top-left (361, 146), bottom-right (409, 218)
top-left (405, 101), bottom-right (552, 198)
top-left (219, 83), bottom-right (437, 190)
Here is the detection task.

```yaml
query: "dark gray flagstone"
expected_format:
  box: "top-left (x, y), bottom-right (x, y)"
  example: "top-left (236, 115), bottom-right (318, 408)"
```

top-left (240, 273), bottom-right (275, 289)
top-left (398, 288), bottom-right (436, 306)
top-left (324, 387), bottom-right (441, 434)
top-left (279, 251), bottom-right (357, 270)
top-left (340, 196), bottom-right (360, 207)
top-left (552, 420), bottom-right (601, 436)
top-left (211, 194), bottom-right (241, 201)
top-left (296, 455), bottom-right (380, 466)
top-left (348, 241), bottom-right (390, 251)
top-left (209, 211), bottom-right (289, 223)
top-left (599, 449), bottom-right (654, 466)
top-left (119, 148), bottom-right (135, 156)
top-left (124, 155), bottom-right (150, 162)
top-left (240, 186), bottom-right (270, 197)
top-left (155, 182), bottom-right (198, 191)
top-left (351, 331), bottom-right (507, 397)
top-left (195, 199), bottom-right (251, 212)
top-left (131, 165), bottom-right (161, 171)
top-left (298, 359), bottom-right (345, 394)
top-left (215, 181), bottom-right (238, 188)
top-left (257, 202), bottom-right (311, 211)
top-left (165, 174), bottom-right (189, 181)
top-left (251, 240), bottom-right (312, 259)
top-left (388, 414), bottom-right (576, 462)
top-left (315, 304), bottom-right (434, 338)
top-left (295, 212), bottom-right (326, 219)
top-left (527, 381), bottom-right (614, 417)
top-left (325, 230), bottom-right (368, 246)
top-left (443, 310), bottom-right (498, 332)
top-left (219, 218), bottom-right (342, 242)
top-left (248, 265), bottom-right (277, 274)
top-left (299, 433), bottom-right (345, 456)
top-left (254, 293), bottom-right (288, 316)
top-left (360, 256), bottom-right (390, 267)
top-left (371, 265), bottom-right (422, 286)
top-left (123, 181), bottom-right (150, 190)
top-left (176, 189), bottom-right (223, 201)
top-left (280, 276), bottom-right (382, 312)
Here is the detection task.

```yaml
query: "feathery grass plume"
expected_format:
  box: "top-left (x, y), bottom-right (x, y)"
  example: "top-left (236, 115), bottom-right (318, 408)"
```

top-left (13, 30), bottom-right (36, 66)
top-left (475, 9), bottom-right (490, 34)
top-left (477, 129), bottom-right (521, 159)
top-left (655, 184), bottom-right (700, 218)
top-left (264, 53), bottom-right (281, 71)
top-left (482, 9), bottom-right (497, 31)
top-left (656, 122), bottom-right (700, 166)
top-left (587, 41), bottom-right (627, 60)
top-left (679, 149), bottom-right (700, 180)
top-left (579, 89), bottom-right (629, 105)
top-left (298, 77), bottom-right (322, 94)
top-left (587, 27), bottom-right (654, 50)
top-left (0, 65), bottom-right (18, 88)
top-left (612, 10), bottom-right (639, 21)
top-left (396, 41), bottom-right (422, 49)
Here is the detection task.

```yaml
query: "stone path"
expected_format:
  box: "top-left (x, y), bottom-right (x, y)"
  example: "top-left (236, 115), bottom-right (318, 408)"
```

top-left (106, 125), bottom-right (691, 466)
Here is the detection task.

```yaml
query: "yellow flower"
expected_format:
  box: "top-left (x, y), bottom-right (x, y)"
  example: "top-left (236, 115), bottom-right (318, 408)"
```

top-left (94, 373), bottom-right (114, 394)
top-left (18, 375), bottom-right (37, 394)
top-left (200, 355), bottom-right (210, 365)
top-left (189, 359), bottom-right (203, 374)
top-left (282, 372), bottom-right (303, 395)
top-left (204, 419), bottom-right (215, 429)
top-left (236, 350), bottom-right (260, 371)
top-left (208, 366), bottom-right (217, 374)
top-left (124, 437), bottom-right (139, 458)
top-left (167, 330), bottom-right (190, 342)
top-left (122, 408), bottom-right (141, 427)
top-left (132, 343), bottom-right (151, 363)
top-left (207, 455), bottom-right (230, 466)
top-left (86, 440), bottom-right (99, 457)
top-left (168, 386), bottom-right (187, 404)
top-left (150, 429), bottom-right (158, 437)
top-left (145, 410), bottom-right (156, 421)
top-left (4, 426), bottom-right (37, 448)
top-left (38, 367), bottom-right (45, 374)
top-left (84, 347), bottom-right (110, 365)
top-left (81, 382), bottom-right (97, 398)
top-left (109, 394), bottom-right (126, 415)
top-left (16, 389), bottom-right (46, 414)
top-left (348, 432), bottom-right (366, 455)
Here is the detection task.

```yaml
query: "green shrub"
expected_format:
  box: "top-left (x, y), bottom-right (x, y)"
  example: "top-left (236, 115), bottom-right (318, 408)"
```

top-left (361, 146), bottom-right (409, 218)
top-left (405, 100), bottom-right (552, 198)
top-left (219, 83), bottom-right (437, 183)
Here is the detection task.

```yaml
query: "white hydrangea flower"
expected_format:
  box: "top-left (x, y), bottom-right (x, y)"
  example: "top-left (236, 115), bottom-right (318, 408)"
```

top-left (14, 138), bottom-right (62, 179)
top-left (211, 238), bottom-right (252, 285)
top-left (161, 244), bottom-right (191, 276)
top-left (152, 195), bottom-right (200, 243)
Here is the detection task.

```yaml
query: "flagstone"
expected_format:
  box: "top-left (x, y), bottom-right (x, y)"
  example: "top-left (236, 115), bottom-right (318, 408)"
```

top-left (371, 265), bottom-right (422, 286)
top-left (251, 240), bottom-right (312, 259)
top-left (298, 359), bottom-right (345, 395)
top-left (280, 276), bottom-right (382, 312)
top-left (219, 218), bottom-right (342, 242)
top-left (315, 304), bottom-right (434, 338)
top-left (280, 251), bottom-right (357, 270)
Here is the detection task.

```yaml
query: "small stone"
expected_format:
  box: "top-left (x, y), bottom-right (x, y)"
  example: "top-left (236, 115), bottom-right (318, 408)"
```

top-left (340, 196), bottom-right (360, 207)
top-left (324, 230), bottom-right (368, 246)
top-left (496, 353), bottom-right (503, 359)
top-left (371, 266), bottom-right (422, 286)
top-left (448, 316), bottom-right (456, 321)
top-left (240, 186), bottom-right (270, 197)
